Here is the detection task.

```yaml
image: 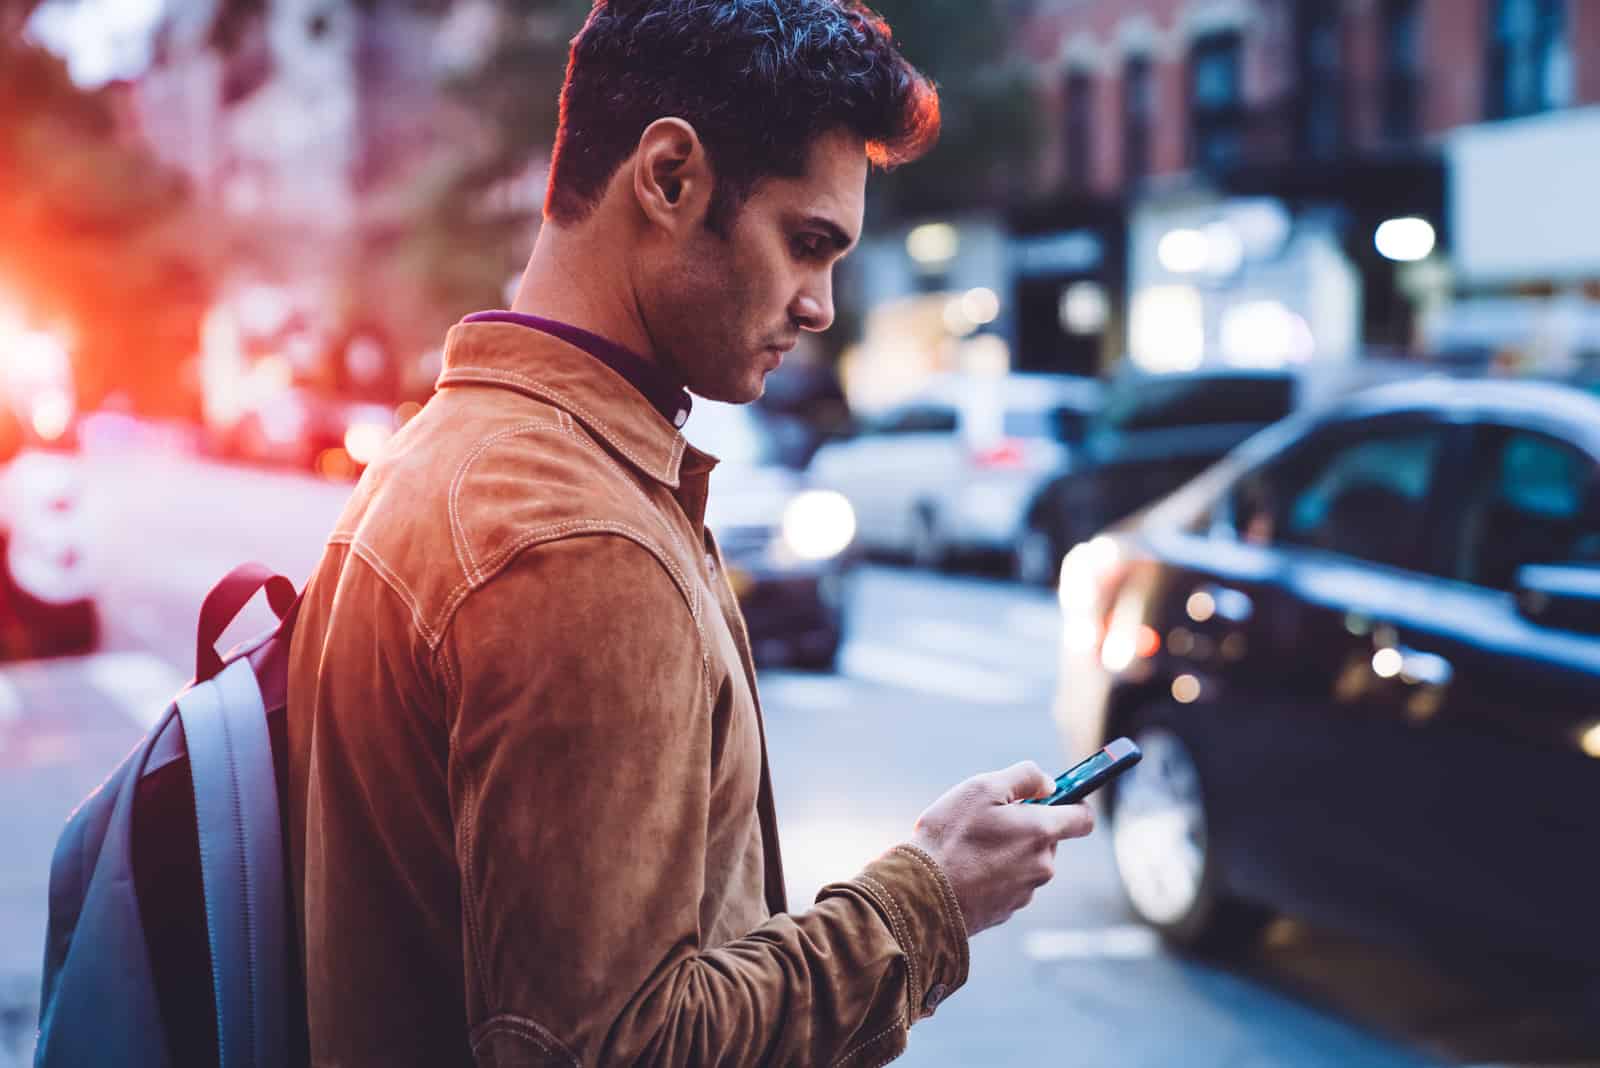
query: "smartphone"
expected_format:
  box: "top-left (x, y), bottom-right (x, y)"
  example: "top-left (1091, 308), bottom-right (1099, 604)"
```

top-left (1023, 737), bottom-right (1142, 806)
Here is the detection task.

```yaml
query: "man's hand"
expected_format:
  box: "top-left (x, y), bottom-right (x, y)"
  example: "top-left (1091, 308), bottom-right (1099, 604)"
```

top-left (908, 761), bottom-right (1095, 936)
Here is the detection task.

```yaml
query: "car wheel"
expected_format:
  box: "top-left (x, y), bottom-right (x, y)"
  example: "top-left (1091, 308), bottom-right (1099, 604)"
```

top-left (789, 635), bottom-right (841, 673)
top-left (1109, 725), bottom-right (1271, 955)
top-left (908, 505), bottom-right (946, 570)
top-left (7, 594), bottom-right (98, 659)
top-left (1013, 524), bottom-right (1059, 587)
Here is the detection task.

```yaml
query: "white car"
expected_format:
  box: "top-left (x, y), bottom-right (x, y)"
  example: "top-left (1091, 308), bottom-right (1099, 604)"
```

top-left (0, 448), bottom-right (97, 656)
top-left (807, 373), bottom-right (1102, 569)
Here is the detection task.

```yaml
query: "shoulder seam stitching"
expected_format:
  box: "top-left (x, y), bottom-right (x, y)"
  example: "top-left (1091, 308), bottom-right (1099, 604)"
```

top-left (441, 365), bottom-right (679, 486)
top-left (345, 537), bottom-right (438, 647)
top-left (448, 419), bottom-right (565, 585)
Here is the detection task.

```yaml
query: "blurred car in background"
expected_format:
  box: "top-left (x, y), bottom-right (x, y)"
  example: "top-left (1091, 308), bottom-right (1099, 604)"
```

top-left (693, 400), bottom-right (859, 671)
top-left (808, 373), bottom-right (1102, 570)
top-left (218, 386), bottom-right (401, 479)
top-left (1053, 377), bottom-right (1600, 975)
top-left (0, 331), bottom-right (96, 657)
top-left (1017, 369), bottom-right (1296, 585)
top-left (0, 447), bottom-right (97, 657)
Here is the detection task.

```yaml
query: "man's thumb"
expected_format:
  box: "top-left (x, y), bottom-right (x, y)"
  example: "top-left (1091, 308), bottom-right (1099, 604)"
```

top-left (994, 760), bottom-right (1055, 802)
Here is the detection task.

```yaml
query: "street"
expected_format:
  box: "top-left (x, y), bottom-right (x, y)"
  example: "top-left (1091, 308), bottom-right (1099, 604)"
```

top-left (0, 443), bottom-right (1595, 1067)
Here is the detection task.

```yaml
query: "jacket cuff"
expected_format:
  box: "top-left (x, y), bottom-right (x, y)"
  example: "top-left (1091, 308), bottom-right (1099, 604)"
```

top-left (847, 844), bottom-right (971, 1025)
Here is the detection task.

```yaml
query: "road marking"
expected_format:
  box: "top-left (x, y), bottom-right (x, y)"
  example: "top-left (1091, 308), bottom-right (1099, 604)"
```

top-left (1007, 603), bottom-right (1061, 641)
top-left (902, 619), bottom-right (1055, 675)
top-left (83, 652), bottom-right (189, 731)
top-left (839, 642), bottom-right (1032, 705)
top-left (1023, 924), bottom-right (1163, 962)
top-left (0, 675), bottom-right (19, 726)
top-left (760, 673), bottom-right (855, 710)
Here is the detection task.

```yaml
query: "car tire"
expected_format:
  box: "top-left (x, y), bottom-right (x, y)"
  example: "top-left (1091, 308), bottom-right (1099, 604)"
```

top-left (42, 598), bottom-right (98, 657)
top-left (12, 594), bottom-right (98, 659)
top-left (789, 636), bottom-right (841, 673)
top-left (908, 504), bottom-right (946, 571)
top-left (1108, 723), bottom-right (1271, 956)
top-left (1013, 524), bottom-right (1060, 587)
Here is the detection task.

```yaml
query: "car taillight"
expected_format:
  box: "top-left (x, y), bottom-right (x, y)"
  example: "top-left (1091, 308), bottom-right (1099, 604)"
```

top-left (1058, 535), bottom-right (1128, 654)
top-left (972, 439), bottom-right (1026, 469)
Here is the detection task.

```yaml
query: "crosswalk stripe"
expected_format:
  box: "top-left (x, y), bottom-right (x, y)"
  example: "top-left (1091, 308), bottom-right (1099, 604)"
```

top-left (1006, 603), bottom-right (1062, 641)
top-left (840, 642), bottom-right (1034, 706)
top-left (902, 619), bottom-right (1055, 674)
top-left (82, 652), bottom-right (189, 731)
top-left (0, 676), bottom-right (19, 726)
top-left (1022, 924), bottom-right (1163, 962)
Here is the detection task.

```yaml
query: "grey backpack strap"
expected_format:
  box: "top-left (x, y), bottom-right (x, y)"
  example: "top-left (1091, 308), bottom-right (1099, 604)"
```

top-left (176, 658), bottom-right (289, 1068)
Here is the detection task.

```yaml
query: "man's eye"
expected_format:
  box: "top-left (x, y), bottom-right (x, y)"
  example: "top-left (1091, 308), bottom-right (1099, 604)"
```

top-left (794, 234), bottom-right (826, 259)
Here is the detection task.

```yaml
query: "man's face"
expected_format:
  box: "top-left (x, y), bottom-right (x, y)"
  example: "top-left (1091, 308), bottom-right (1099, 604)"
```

top-left (643, 128), bottom-right (866, 404)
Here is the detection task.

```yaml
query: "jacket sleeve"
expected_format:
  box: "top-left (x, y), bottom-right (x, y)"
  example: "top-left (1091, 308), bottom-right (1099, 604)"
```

top-left (440, 534), bottom-right (969, 1068)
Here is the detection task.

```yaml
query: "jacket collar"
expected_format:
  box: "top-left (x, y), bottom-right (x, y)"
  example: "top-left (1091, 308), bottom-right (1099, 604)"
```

top-left (438, 321), bottom-right (717, 490)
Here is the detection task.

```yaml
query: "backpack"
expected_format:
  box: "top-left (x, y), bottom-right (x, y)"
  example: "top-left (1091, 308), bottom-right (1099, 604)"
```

top-left (34, 563), bottom-right (310, 1068)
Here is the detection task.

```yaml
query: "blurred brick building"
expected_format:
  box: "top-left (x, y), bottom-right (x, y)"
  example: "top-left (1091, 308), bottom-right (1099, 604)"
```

top-left (125, 0), bottom-right (548, 423)
top-left (1005, 0), bottom-right (1600, 379)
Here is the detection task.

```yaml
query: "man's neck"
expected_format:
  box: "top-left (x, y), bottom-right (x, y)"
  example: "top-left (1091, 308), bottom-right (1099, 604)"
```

top-left (510, 224), bottom-right (683, 387)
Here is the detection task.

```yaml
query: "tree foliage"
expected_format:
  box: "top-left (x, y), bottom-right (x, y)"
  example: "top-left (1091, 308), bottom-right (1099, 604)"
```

top-left (423, 0), bottom-right (1037, 238)
top-left (869, 0), bottom-right (1039, 221)
top-left (362, 0), bottom-right (587, 346)
top-left (0, 36), bottom-right (214, 416)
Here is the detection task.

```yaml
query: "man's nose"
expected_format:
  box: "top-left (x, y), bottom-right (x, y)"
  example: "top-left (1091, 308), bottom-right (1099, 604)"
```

top-left (792, 279), bottom-right (834, 333)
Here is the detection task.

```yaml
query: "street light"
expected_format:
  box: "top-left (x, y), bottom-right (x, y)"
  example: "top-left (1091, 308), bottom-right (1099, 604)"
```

top-left (1157, 228), bottom-right (1209, 274)
top-left (1374, 216), bottom-right (1436, 262)
top-left (906, 223), bottom-right (959, 267)
top-left (960, 287), bottom-right (1000, 325)
top-left (1059, 282), bottom-right (1108, 335)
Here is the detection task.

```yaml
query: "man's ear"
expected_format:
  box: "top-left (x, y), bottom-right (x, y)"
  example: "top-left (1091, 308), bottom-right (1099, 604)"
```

top-left (633, 117), bottom-right (713, 233)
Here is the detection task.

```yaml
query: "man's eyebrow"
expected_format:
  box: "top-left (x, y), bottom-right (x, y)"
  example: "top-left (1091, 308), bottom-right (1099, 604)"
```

top-left (802, 216), bottom-right (858, 253)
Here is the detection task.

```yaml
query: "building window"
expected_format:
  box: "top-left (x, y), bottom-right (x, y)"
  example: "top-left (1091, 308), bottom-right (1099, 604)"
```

top-left (1487, 0), bottom-right (1571, 119)
top-left (1063, 71), bottom-right (1093, 189)
top-left (1381, 0), bottom-right (1422, 141)
top-left (1124, 55), bottom-right (1153, 181)
top-left (1295, 1), bottom-right (1343, 158)
top-left (1189, 31), bottom-right (1243, 170)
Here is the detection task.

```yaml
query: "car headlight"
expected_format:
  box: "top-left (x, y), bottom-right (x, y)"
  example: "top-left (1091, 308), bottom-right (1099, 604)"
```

top-left (343, 421), bottom-right (392, 466)
top-left (782, 490), bottom-right (856, 562)
top-left (30, 390), bottom-right (74, 442)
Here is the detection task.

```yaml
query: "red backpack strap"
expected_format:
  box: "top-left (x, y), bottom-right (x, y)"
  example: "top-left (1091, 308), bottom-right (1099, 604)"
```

top-left (196, 564), bottom-right (297, 683)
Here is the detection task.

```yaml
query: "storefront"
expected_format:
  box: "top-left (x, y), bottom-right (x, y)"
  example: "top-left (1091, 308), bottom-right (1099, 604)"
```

top-left (1431, 105), bottom-right (1600, 376)
top-left (1006, 196), bottom-right (1125, 378)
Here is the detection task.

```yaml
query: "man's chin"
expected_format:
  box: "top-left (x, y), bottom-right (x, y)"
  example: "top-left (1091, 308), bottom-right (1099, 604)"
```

top-left (695, 372), bottom-right (767, 406)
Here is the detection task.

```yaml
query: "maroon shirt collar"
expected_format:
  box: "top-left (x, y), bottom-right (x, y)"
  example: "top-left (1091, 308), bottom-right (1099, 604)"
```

top-left (461, 311), bottom-right (693, 428)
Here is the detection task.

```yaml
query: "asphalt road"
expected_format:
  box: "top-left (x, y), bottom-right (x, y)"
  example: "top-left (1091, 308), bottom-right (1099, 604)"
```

top-left (0, 442), bottom-right (1595, 1067)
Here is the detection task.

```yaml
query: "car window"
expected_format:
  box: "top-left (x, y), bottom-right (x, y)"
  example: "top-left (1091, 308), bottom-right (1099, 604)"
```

top-left (687, 401), bottom-right (778, 466)
top-left (873, 404), bottom-right (959, 436)
top-left (1230, 425), bottom-right (1447, 571)
top-left (1002, 405), bottom-right (1088, 443)
top-left (1098, 375), bottom-right (1294, 434)
top-left (1453, 429), bottom-right (1600, 590)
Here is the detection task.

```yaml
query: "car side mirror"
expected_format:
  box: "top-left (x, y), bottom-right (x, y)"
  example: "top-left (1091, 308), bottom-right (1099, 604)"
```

top-left (1514, 564), bottom-right (1600, 636)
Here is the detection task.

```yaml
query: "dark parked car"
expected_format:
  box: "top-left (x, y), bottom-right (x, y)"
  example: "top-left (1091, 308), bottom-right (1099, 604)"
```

top-left (1053, 378), bottom-right (1600, 974)
top-left (1017, 369), bottom-right (1297, 585)
top-left (691, 400), bottom-right (859, 670)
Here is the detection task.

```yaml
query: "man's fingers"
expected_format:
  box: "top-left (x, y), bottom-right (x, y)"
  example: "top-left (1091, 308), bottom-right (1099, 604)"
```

top-left (990, 760), bottom-right (1054, 802)
top-left (1041, 802), bottom-right (1095, 841)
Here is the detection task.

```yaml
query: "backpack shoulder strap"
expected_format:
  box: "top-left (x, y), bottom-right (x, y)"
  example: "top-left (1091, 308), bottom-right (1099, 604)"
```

top-left (176, 657), bottom-right (289, 1068)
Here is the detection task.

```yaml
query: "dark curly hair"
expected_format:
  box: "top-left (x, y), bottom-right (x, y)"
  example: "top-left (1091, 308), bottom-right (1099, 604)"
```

top-left (545, 0), bottom-right (940, 234)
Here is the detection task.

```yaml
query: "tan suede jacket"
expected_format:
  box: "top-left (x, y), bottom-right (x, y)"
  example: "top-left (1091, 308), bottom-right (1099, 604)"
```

top-left (286, 321), bottom-right (970, 1067)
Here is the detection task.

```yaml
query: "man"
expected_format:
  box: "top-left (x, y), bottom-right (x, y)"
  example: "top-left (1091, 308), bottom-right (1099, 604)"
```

top-left (287, 1), bottom-right (1094, 1064)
